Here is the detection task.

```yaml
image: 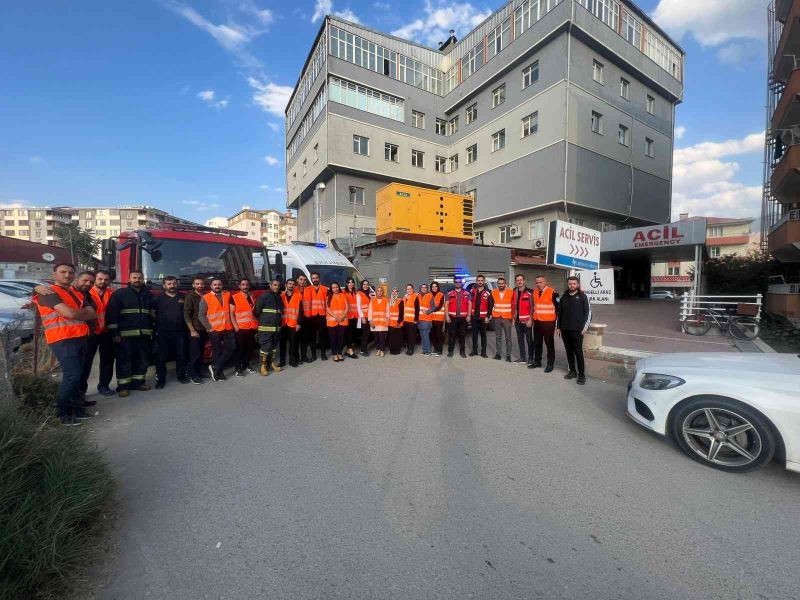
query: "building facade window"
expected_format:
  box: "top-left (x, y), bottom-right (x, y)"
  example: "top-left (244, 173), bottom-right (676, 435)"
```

top-left (385, 142), bottom-right (399, 162)
top-left (466, 103), bottom-right (477, 124)
top-left (449, 154), bottom-right (459, 172)
top-left (522, 61), bottom-right (539, 88)
top-left (487, 17), bottom-right (510, 59)
top-left (618, 124), bottom-right (630, 146)
top-left (302, 159), bottom-right (307, 175)
top-left (313, 144), bottom-right (319, 163)
top-left (521, 112), bottom-right (538, 137)
top-left (709, 246), bottom-right (720, 258)
top-left (411, 149), bottom-right (425, 168)
top-left (447, 115), bottom-right (459, 136)
top-left (598, 221), bottom-right (617, 232)
top-left (492, 84), bottom-right (506, 108)
top-left (412, 110), bottom-right (425, 129)
top-left (353, 134), bottom-right (369, 155)
top-left (435, 155), bottom-right (447, 172)
top-left (349, 186), bottom-right (365, 205)
top-left (620, 78), bottom-right (630, 100)
top-left (329, 76), bottom-right (404, 122)
top-left (463, 41), bottom-right (484, 79)
top-left (466, 144), bottom-right (478, 164)
top-left (491, 129), bottom-right (506, 152)
top-left (591, 111), bottom-right (603, 134)
top-left (499, 225), bottom-right (512, 244)
top-left (667, 265), bottom-right (680, 276)
top-left (709, 226), bottom-right (723, 237)
top-left (528, 218), bottom-right (544, 241)
top-left (592, 59), bottom-right (604, 84)
top-left (646, 94), bottom-right (655, 115)
top-left (569, 217), bottom-right (585, 226)
top-left (645, 137), bottom-right (655, 157)
top-left (623, 10), bottom-right (642, 48)
top-left (436, 118), bottom-right (447, 136)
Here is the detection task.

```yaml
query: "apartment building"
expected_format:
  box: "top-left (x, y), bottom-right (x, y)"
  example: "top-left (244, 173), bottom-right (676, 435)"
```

top-left (205, 216), bottom-right (230, 229)
top-left (650, 215), bottom-right (759, 295)
top-left (225, 208), bottom-right (298, 245)
top-left (1, 207), bottom-right (73, 245)
top-left (285, 0), bottom-right (684, 249)
top-left (71, 206), bottom-right (196, 240)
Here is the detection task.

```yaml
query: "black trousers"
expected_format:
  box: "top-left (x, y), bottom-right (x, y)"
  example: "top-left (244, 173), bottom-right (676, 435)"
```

top-left (533, 320), bottom-right (557, 367)
top-left (51, 337), bottom-right (87, 417)
top-left (235, 329), bottom-right (257, 370)
top-left (328, 325), bottom-right (346, 355)
top-left (279, 325), bottom-right (299, 366)
top-left (346, 318), bottom-right (359, 349)
top-left (515, 321), bottom-right (534, 362)
top-left (403, 322), bottom-right (417, 353)
top-left (430, 321), bottom-right (444, 353)
top-left (308, 315), bottom-right (328, 357)
top-left (359, 320), bottom-right (371, 352)
top-left (188, 330), bottom-right (208, 378)
top-left (447, 317), bottom-right (467, 353)
top-left (80, 331), bottom-right (114, 394)
top-left (388, 327), bottom-right (404, 355)
top-left (471, 318), bottom-right (487, 354)
top-left (155, 331), bottom-right (188, 383)
top-left (561, 329), bottom-right (585, 375)
top-left (209, 330), bottom-right (236, 374)
top-left (116, 336), bottom-right (150, 390)
top-left (373, 330), bottom-right (387, 351)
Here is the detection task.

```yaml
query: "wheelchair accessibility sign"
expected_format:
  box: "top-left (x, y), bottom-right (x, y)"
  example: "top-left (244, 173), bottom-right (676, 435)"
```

top-left (577, 269), bottom-right (615, 305)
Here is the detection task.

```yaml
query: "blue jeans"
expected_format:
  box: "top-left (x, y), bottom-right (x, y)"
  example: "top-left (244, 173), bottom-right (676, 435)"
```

top-left (50, 337), bottom-right (88, 417)
top-left (418, 321), bottom-right (432, 353)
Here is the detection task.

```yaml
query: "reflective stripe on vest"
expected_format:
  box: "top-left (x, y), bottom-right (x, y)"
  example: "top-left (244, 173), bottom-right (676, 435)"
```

top-left (281, 291), bottom-right (302, 327)
top-left (34, 285), bottom-right (89, 344)
top-left (419, 293), bottom-right (433, 322)
top-left (533, 287), bottom-right (557, 321)
top-left (514, 289), bottom-right (533, 322)
top-left (471, 288), bottom-right (491, 318)
top-left (403, 293), bottom-right (418, 322)
top-left (388, 301), bottom-right (403, 328)
top-left (491, 288), bottom-right (513, 319)
top-left (357, 290), bottom-right (371, 318)
top-left (203, 291), bottom-right (233, 331)
top-left (89, 286), bottom-right (113, 333)
top-left (429, 292), bottom-right (445, 321)
top-left (326, 293), bottom-right (348, 327)
top-left (370, 297), bottom-right (388, 328)
top-left (304, 285), bottom-right (328, 316)
top-left (299, 285), bottom-right (311, 314)
top-left (344, 291), bottom-right (359, 319)
top-left (447, 290), bottom-right (470, 315)
top-left (232, 292), bottom-right (257, 330)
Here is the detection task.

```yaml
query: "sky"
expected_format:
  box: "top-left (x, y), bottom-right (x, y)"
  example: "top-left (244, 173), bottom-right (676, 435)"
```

top-left (0, 0), bottom-right (771, 222)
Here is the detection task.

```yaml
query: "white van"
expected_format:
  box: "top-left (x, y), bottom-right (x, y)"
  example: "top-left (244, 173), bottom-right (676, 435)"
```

top-left (267, 242), bottom-right (367, 287)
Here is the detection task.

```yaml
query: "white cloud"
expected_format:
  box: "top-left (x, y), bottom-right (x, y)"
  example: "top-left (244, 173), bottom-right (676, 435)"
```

top-left (267, 121), bottom-right (283, 132)
top-left (28, 156), bottom-right (47, 165)
top-left (674, 126), bottom-right (685, 140)
top-left (197, 89), bottom-right (229, 109)
top-left (652, 0), bottom-right (765, 47)
top-left (0, 200), bottom-right (30, 208)
top-left (715, 42), bottom-right (760, 68)
top-left (182, 199), bottom-right (220, 211)
top-left (249, 77), bottom-right (293, 116)
top-left (671, 131), bottom-right (764, 219)
top-left (275, 187), bottom-right (285, 193)
top-left (312, 0), bottom-right (332, 23)
top-left (260, 184), bottom-right (271, 190)
top-left (264, 155), bottom-right (280, 166)
top-left (392, 0), bottom-right (491, 47)
top-left (335, 8), bottom-right (361, 24)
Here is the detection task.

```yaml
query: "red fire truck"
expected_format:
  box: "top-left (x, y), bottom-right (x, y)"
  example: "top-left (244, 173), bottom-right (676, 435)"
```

top-left (101, 224), bottom-right (281, 294)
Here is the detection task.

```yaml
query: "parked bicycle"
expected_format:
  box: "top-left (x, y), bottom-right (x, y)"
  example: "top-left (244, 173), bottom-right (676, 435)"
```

top-left (681, 306), bottom-right (760, 340)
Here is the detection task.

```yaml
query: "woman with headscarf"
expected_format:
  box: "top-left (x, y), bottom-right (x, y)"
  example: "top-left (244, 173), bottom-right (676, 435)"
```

top-left (357, 279), bottom-right (373, 356)
top-left (387, 287), bottom-right (405, 355)
top-left (368, 285), bottom-right (389, 356)
top-left (343, 277), bottom-right (359, 359)
top-left (326, 282), bottom-right (348, 362)
top-left (426, 281), bottom-right (446, 356)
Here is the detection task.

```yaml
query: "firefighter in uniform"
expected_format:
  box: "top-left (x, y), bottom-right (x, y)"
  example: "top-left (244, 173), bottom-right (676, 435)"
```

top-left (491, 277), bottom-right (514, 362)
top-left (255, 278), bottom-right (283, 375)
top-left (279, 278), bottom-right (303, 368)
top-left (303, 272), bottom-right (329, 361)
top-left (531, 274), bottom-right (559, 372)
top-left (445, 276), bottom-right (472, 358)
top-left (469, 275), bottom-right (493, 357)
top-left (231, 278), bottom-right (258, 375)
top-left (106, 270), bottom-right (154, 397)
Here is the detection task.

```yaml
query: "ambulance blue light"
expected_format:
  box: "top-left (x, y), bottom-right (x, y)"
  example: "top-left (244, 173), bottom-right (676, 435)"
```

top-left (314, 243), bottom-right (327, 248)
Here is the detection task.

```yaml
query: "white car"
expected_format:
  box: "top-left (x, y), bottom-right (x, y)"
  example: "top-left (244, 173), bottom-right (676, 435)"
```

top-left (649, 290), bottom-right (675, 300)
top-left (627, 352), bottom-right (800, 473)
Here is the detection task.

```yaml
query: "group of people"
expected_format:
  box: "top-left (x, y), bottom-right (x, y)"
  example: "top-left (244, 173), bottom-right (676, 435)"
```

top-left (32, 263), bottom-right (591, 427)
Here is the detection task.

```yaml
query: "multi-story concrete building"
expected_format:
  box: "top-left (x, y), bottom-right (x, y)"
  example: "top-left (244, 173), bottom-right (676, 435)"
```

top-left (71, 205), bottom-right (196, 240)
top-left (285, 0), bottom-right (684, 249)
top-left (763, 0), bottom-right (800, 318)
top-left (1, 206), bottom-right (73, 245)
top-left (226, 207), bottom-right (298, 245)
top-left (205, 216), bottom-right (230, 229)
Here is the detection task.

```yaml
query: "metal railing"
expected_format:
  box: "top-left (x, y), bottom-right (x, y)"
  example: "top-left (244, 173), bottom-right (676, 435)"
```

top-left (769, 208), bottom-right (800, 233)
top-left (679, 292), bottom-right (763, 323)
top-left (768, 282), bottom-right (800, 294)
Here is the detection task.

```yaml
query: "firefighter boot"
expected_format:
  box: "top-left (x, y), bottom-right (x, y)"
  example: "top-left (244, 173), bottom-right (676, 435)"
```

top-left (260, 354), bottom-right (269, 376)
top-left (272, 352), bottom-right (282, 373)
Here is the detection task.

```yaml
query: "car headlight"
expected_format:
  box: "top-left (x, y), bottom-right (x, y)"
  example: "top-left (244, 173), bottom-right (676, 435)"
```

top-left (640, 373), bottom-right (685, 390)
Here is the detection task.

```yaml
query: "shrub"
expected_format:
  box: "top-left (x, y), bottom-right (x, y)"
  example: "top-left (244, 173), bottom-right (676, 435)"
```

top-left (0, 405), bottom-right (115, 599)
top-left (11, 373), bottom-right (58, 411)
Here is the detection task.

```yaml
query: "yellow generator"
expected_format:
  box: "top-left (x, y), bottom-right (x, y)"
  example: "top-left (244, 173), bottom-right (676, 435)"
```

top-left (375, 183), bottom-right (474, 245)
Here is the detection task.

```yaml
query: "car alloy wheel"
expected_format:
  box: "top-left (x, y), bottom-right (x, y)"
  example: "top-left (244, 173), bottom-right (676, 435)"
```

top-left (681, 407), bottom-right (762, 468)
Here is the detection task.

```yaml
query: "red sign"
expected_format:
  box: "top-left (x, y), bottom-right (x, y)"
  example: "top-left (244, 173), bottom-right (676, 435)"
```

top-left (633, 226), bottom-right (684, 247)
top-left (651, 275), bottom-right (692, 283)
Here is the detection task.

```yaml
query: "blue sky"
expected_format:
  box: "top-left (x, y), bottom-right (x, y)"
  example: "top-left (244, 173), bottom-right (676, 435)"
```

top-left (0, 0), bottom-right (770, 222)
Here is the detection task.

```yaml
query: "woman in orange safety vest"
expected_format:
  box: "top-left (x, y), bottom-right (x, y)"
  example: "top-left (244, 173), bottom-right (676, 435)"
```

top-left (343, 278), bottom-right (360, 359)
top-left (326, 282), bottom-right (349, 362)
top-left (368, 286), bottom-right (389, 357)
top-left (387, 287), bottom-right (405, 355)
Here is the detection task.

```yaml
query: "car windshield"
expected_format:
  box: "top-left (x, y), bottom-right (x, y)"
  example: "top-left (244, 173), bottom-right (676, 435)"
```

top-left (308, 265), bottom-right (363, 288)
top-left (141, 239), bottom-right (269, 288)
top-left (0, 285), bottom-right (30, 298)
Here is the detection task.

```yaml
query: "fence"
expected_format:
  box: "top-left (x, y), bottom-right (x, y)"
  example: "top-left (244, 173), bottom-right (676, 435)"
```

top-left (679, 292), bottom-right (763, 324)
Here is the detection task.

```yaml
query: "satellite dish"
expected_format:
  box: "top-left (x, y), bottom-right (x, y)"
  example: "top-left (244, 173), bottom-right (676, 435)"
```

top-left (42, 252), bottom-right (55, 262)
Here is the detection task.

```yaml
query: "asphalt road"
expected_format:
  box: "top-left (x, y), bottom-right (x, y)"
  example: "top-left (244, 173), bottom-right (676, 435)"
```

top-left (86, 353), bottom-right (800, 600)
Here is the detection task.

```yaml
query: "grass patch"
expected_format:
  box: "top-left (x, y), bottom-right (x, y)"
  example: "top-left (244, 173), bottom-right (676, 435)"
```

top-left (0, 403), bottom-right (115, 599)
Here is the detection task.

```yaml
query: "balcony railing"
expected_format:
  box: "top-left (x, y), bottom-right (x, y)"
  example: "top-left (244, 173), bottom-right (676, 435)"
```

top-left (770, 208), bottom-right (800, 233)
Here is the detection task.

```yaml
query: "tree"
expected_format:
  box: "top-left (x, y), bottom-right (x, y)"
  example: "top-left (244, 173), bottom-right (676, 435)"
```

top-left (53, 222), bottom-right (99, 269)
top-left (703, 250), bottom-right (779, 295)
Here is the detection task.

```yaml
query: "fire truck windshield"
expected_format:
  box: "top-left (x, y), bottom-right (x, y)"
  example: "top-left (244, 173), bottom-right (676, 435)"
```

top-left (141, 239), bottom-right (268, 287)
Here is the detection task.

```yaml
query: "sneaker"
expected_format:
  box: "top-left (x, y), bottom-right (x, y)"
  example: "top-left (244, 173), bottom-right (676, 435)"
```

top-left (433, 352), bottom-right (441, 357)
top-left (191, 376), bottom-right (203, 385)
top-left (246, 367), bottom-right (256, 373)
top-left (564, 371), bottom-right (577, 380)
top-left (447, 351), bottom-right (454, 357)
top-left (320, 354), bottom-right (328, 361)
top-left (506, 356), bottom-right (512, 362)
top-left (155, 380), bottom-right (166, 390)
top-left (208, 365), bottom-right (218, 382)
top-left (178, 376), bottom-right (191, 384)
top-left (493, 354), bottom-right (502, 360)
top-left (217, 372), bottom-right (227, 381)
top-left (544, 365), bottom-right (554, 373)
top-left (234, 370), bottom-right (245, 378)
top-left (97, 385), bottom-right (115, 397)
top-left (60, 415), bottom-right (81, 427)
top-left (73, 408), bottom-right (92, 420)
top-left (118, 388), bottom-right (130, 398)
top-left (82, 399), bottom-right (97, 407)
top-left (469, 350), bottom-right (478, 357)
top-left (360, 351), bottom-right (369, 357)
top-left (514, 358), bottom-right (527, 364)
top-left (577, 374), bottom-right (586, 385)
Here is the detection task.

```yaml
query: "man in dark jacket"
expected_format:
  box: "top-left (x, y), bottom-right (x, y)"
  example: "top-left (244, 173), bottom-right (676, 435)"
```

top-left (469, 275), bottom-right (494, 358)
top-left (152, 275), bottom-right (189, 388)
top-left (106, 270), bottom-right (154, 397)
top-left (557, 276), bottom-right (592, 385)
top-left (255, 279), bottom-right (283, 375)
top-left (183, 276), bottom-right (207, 385)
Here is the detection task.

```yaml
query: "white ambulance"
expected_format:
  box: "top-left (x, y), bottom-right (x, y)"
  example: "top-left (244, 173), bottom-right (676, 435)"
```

top-left (266, 242), bottom-right (367, 287)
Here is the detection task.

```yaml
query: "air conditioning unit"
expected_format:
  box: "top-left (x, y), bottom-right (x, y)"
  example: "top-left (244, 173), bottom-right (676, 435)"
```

top-left (534, 238), bottom-right (545, 249)
top-left (509, 224), bottom-right (522, 238)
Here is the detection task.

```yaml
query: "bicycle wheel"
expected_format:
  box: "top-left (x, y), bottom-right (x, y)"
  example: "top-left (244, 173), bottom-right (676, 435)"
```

top-left (729, 317), bottom-right (759, 340)
top-left (682, 314), bottom-right (711, 336)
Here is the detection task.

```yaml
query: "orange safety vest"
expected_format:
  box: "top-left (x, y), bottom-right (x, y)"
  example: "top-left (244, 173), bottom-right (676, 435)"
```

top-left (388, 300), bottom-right (403, 328)
top-left (419, 293), bottom-right (433, 322)
top-left (281, 291), bottom-right (302, 327)
top-left (326, 292), bottom-right (348, 327)
top-left (304, 285), bottom-right (328, 317)
top-left (203, 291), bottom-right (234, 331)
top-left (298, 285), bottom-right (310, 314)
top-left (231, 291), bottom-right (257, 330)
top-left (403, 293), bottom-right (418, 323)
top-left (491, 288), bottom-right (513, 319)
top-left (89, 286), bottom-right (114, 333)
top-left (533, 287), bottom-right (557, 322)
top-left (370, 296), bottom-right (388, 328)
top-left (429, 291), bottom-right (445, 322)
top-left (344, 290), bottom-right (359, 319)
top-left (357, 290), bottom-right (371, 318)
top-left (34, 285), bottom-right (90, 344)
